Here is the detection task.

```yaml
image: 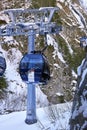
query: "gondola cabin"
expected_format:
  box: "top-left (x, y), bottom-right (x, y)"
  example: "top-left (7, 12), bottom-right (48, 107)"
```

top-left (19, 53), bottom-right (50, 84)
top-left (0, 52), bottom-right (6, 76)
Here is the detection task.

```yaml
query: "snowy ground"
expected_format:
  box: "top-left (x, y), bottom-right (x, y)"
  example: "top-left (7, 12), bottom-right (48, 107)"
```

top-left (0, 102), bottom-right (72, 130)
top-left (80, 0), bottom-right (87, 10)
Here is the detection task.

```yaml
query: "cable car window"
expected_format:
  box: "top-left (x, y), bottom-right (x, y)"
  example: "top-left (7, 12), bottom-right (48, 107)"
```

top-left (28, 58), bottom-right (43, 69)
top-left (21, 62), bottom-right (28, 69)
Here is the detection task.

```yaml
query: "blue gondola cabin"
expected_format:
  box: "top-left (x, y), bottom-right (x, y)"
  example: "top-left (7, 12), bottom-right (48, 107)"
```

top-left (19, 52), bottom-right (50, 84)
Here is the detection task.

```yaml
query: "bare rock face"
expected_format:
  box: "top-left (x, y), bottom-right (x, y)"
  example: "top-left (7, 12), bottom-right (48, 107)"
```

top-left (41, 60), bottom-right (73, 104)
top-left (70, 54), bottom-right (87, 130)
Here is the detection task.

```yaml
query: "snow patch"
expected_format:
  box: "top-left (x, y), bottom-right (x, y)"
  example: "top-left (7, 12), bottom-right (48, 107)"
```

top-left (47, 35), bottom-right (66, 63)
top-left (72, 70), bottom-right (77, 78)
top-left (3, 36), bottom-right (19, 45)
top-left (54, 63), bottom-right (60, 69)
top-left (0, 13), bottom-right (10, 23)
top-left (79, 0), bottom-right (87, 10)
top-left (0, 102), bottom-right (72, 130)
top-left (61, 34), bottom-right (73, 55)
top-left (56, 92), bottom-right (64, 96)
top-left (79, 68), bottom-right (87, 88)
top-left (56, 3), bottom-right (63, 9)
top-left (72, 109), bottom-right (79, 119)
top-left (79, 100), bottom-right (87, 118)
top-left (70, 5), bottom-right (85, 28)
top-left (57, 0), bottom-right (65, 3)
top-left (77, 58), bottom-right (85, 76)
top-left (36, 85), bottom-right (49, 107)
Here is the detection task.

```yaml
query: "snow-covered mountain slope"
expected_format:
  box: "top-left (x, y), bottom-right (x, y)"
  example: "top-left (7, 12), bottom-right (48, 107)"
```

top-left (70, 54), bottom-right (87, 129)
top-left (79, 0), bottom-right (87, 11)
top-left (0, 36), bottom-right (49, 114)
top-left (0, 0), bottom-right (87, 114)
top-left (0, 102), bottom-right (71, 130)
